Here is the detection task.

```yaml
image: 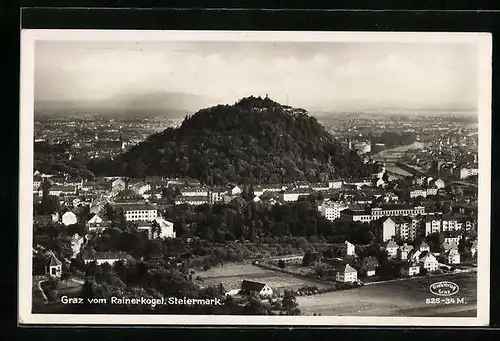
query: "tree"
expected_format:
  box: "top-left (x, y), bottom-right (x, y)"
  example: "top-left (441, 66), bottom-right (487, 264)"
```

top-left (281, 290), bottom-right (300, 315)
top-left (278, 260), bottom-right (286, 269)
top-left (104, 203), bottom-right (115, 221)
top-left (302, 251), bottom-right (313, 266)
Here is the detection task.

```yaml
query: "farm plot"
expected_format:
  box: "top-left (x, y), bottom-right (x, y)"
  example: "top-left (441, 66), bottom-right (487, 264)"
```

top-left (193, 263), bottom-right (329, 293)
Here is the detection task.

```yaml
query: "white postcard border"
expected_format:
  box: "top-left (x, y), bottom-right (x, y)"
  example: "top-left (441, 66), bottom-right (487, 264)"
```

top-left (18, 29), bottom-right (492, 326)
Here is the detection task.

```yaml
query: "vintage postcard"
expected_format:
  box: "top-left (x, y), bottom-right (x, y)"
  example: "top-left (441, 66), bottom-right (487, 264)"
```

top-left (18, 30), bottom-right (491, 326)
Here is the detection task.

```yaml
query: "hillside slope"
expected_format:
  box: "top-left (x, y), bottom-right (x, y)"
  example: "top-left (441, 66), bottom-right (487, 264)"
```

top-left (89, 96), bottom-right (380, 185)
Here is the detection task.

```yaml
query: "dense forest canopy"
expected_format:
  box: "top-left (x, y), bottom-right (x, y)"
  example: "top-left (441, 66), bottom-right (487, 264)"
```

top-left (88, 96), bottom-right (380, 184)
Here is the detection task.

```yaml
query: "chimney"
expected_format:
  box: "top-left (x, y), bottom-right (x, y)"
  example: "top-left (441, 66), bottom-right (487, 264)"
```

top-left (125, 178), bottom-right (129, 190)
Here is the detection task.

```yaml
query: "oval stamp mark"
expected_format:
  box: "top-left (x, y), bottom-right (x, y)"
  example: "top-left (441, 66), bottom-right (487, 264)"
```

top-left (429, 281), bottom-right (460, 297)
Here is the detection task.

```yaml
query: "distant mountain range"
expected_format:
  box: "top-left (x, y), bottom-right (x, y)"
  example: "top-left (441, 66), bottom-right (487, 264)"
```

top-left (34, 92), bottom-right (222, 118)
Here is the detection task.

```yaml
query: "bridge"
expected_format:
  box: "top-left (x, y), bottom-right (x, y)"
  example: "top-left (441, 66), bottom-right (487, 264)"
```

top-left (395, 162), bottom-right (478, 188)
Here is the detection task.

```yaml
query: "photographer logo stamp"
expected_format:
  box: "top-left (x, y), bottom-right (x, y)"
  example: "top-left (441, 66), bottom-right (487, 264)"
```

top-left (429, 281), bottom-right (460, 297)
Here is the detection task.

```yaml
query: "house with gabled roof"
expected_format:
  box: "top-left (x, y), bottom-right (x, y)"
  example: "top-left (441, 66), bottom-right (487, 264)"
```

top-left (385, 239), bottom-right (399, 258)
top-left (415, 241), bottom-right (430, 252)
top-left (406, 247), bottom-right (420, 261)
top-left (441, 240), bottom-right (459, 253)
top-left (240, 280), bottom-right (273, 297)
top-left (87, 213), bottom-right (103, 225)
top-left (419, 251), bottom-right (439, 272)
top-left (44, 252), bottom-right (62, 278)
top-left (400, 262), bottom-right (420, 277)
top-left (398, 243), bottom-right (414, 261)
top-left (444, 248), bottom-right (461, 264)
top-left (336, 264), bottom-right (358, 283)
top-left (360, 257), bottom-right (378, 277)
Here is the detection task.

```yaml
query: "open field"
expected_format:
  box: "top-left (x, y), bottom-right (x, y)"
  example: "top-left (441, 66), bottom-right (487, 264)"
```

top-left (193, 263), bottom-right (330, 292)
top-left (297, 272), bottom-right (477, 317)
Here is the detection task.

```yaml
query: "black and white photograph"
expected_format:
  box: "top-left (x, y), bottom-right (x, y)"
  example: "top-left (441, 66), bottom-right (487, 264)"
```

top-left (18, 30), bottom-right (491, 326)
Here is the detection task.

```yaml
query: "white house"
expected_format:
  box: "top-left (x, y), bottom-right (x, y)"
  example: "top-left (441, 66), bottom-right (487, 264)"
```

top-left (381, 217), bottom-right (397, 242)
top-left (112, 178), bottom-right (126, 191)
top-left (398, 243), bottom-right (414, 261)
top-left (410, 189), bottom-right (427, 199)
top-left (444, 235), bottom-right (462, 245)
top-left (130, 182), bottom-right (151, 195)
top-left (281, 189), bottom-right (311, 202)
top-left (426, 187), bottom-right (439, 196)
top-left (434, 178), bottom-right (445, 189)
top-left (320, 200), bottom-right (348, 221)
top-left (328, 181), bottom-right (343, 189)
top-left (62, 211), bottom-right (78, 226)
top-left (180, 186), bottom-right (209, 197)
top-left (336, 264), bottom-right (358, 283)
top-left (87, 214), bottom-right (103, 225)
top-left (44, 253), bottom-right (62, 278)
top-left (419, 252), bottom-right (439, 272)
top-left (445, 249), bottom-right (461, 264)
top-left (385, 239), bottom-right (399, 258)
top-left (154, 217), bottom-right (176, 239)
top-left (345, 240), bottom-right (356, 257)
top-left (114, 202), bottom-right (158, 222)
top-left (231, 185), bottom-right (242, 196)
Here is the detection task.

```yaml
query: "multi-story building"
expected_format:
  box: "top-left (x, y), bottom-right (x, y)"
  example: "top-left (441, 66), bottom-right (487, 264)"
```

top-left (340, 209), bottom-right (372, 224)
top-left (441, 214), bottom-right (460, 232)
top-left (319, 200), bottom-right (348, 221)
top-left (328, 180), bottom-right (343, 189)
top-left (410, 189), bottom-right (427, 199)
top-left (113, 202), bottom-right (158, 222)
top-left (281, 189), bottom-right (312, 202)
top-left (175, 196), bottom-right (209, 206)
top-left (180, 186), bottom-right (209, 197)
top-left (371, 205), bottom-right (426, 220)
top-left (209, 188), bottom-right (227, 204)
top-left (426, 187), bottom-right (439, 196)
top-left (380, 217), bottom-right (397, 242)
top-left (454, 166), bottom-right (479, 180)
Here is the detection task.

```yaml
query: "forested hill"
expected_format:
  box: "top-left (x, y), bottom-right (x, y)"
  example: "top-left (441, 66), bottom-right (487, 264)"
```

top-left (89, 96), bottom-right (380, 185)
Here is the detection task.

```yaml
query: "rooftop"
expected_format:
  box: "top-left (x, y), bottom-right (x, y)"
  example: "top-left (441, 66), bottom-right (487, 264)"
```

top-left (241, 280), bottom-right (267, 292)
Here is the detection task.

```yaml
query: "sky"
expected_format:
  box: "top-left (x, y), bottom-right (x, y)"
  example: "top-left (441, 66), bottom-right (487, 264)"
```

top-left (34, 40), bottom-right (479, 114)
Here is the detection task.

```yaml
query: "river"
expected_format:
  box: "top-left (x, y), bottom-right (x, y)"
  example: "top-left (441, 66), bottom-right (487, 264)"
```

top-left (371, 144), bottom-right (417, 177)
